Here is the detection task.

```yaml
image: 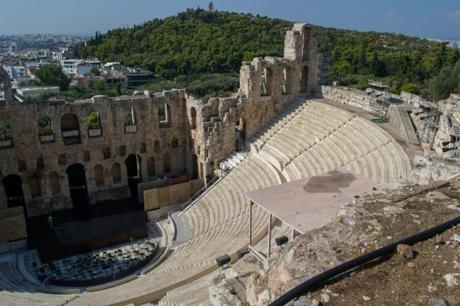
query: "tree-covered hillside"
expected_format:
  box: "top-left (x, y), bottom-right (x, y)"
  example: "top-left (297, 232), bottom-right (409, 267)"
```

top-left (80, 9), bottom-right (460, 101)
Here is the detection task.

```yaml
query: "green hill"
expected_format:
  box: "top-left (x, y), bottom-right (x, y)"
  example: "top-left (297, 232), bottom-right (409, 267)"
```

top-left (79, 9), bottom-right (460, 100)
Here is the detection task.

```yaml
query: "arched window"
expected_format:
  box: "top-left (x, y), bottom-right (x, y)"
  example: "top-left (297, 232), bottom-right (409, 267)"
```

top-left (38, 116), bottom-right (54, 143)
top-left (61, 113), bottom-right (80, 145)
top-left (123, 107), bottom-right (137, 133)
top-left (111, 163), bottom-right (121, 184)
top-left (190, 107), bottom-right (197, 130)
top-left (94, 165), bottom-right (104, 187)
top-left (147, 157), bottom-right (156, 178)
top-left (2, 174), bottom-right (25, 208)
top-left (49, 172), bottom-right (60, 195)
top-left (86, 111), bottom-right (102, 137)
top-left (66, 163), bottom-right (89, 210)
top-left (159, 103), bottom-right (171, 128)
top-left (171, 138), bottom-right (178, 149)
top-left (282, 67), bottom-right (292, 95)
top-left (0, 120), bottom-right (12, 148)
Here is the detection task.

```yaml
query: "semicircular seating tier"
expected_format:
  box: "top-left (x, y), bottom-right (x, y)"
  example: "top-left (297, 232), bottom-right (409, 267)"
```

top-left (0, 99), bottom-right (412, 306)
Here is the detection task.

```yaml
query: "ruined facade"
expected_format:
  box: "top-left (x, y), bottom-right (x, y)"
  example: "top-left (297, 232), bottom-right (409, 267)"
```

top-left (0, 23), bottom-right (323, 244)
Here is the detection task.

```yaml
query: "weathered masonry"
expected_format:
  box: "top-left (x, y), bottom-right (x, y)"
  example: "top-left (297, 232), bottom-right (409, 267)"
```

top-left (0, 23), bottom-right (324, 244)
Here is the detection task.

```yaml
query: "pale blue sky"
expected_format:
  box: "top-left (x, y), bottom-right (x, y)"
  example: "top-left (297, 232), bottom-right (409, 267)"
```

top-left (1, 0), bottom-right (459, 40)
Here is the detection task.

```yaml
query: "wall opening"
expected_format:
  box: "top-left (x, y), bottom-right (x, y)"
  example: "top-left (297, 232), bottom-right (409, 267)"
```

top-left (235, 118), bottom-right (246, 152)
top-left (2, 174), bottom-right (25, 208)
top-left (123, 107), bottom-right (137, 133)
top-left (282, 67), bottom-right (293, 95)
top-left (300, 66), bottom-right (309, 94)
top-left (159, 103), bottom-right (171, 128)
top-left (0, 120), bottom-right (12, 149)
top-left (86, 111), bottom-right (102, 137)
top-left (66, 163), bottom-right (89, 214)
top-left (191, 154), bottom-right (199, 180)
top-left (61, 113), bottom-right (81, 145)
top-left (38, 116), bottom-right (54, 143)
top-left (125, 154), bottom-right (141, 204)
top-left (260, 67), bottom-right (273, 96)
top-left (190, 107), bottom-right (197, 130)
top-left (171, 138), bottom-right (178, 149)
top-left (111, 163), bottom-right (121, 184)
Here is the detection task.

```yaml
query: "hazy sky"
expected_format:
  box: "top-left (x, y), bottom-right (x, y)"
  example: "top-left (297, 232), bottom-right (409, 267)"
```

top-left (1, 0), bottom-right (459, 40)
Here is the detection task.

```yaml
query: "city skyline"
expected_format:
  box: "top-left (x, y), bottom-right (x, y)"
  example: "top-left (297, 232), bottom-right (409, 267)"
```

top-left (0, 0), bottom-right (459, 40)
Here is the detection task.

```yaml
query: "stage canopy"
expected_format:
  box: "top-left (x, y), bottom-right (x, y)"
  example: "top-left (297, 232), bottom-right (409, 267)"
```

top-left (246, 170), bottom-right (387, 235)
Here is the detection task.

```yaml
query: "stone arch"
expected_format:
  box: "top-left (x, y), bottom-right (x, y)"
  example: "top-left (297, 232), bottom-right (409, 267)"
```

top-left (300, 66), bottom-right (309, 94)
top-left (147, 157), bottom-right (156, 178)
top-left (111, 163), bottom-right (121, 184)
top-left (125, 154), bottom-right (141, 204)
top-left (159, 103), bottom-right (171, 126)
top-left (261, 67), bottom-right (273, 96)
top-left (28, 175), bottom-right (42, 198)
top-left (66, 163), bottom-right (89, 211)
top-left (0, 67), bottom-right (13, 105)
top-left (49, 172), bottom-right (60, 195)
top-left (190, 107), bottom-right (197, 129)
top-left (94, 164), bottom-right (104, 187)
top-left (2, 174), bottom-right (25, 208)
top-left (61, 113), bottom-right (81, 145)
top-left (86, 111), bottom-right (102, 137)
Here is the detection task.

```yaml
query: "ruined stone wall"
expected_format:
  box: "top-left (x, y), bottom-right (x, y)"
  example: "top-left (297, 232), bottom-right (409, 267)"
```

top-left (321, 85), bottom-right (376, 110)
top-left (0, 90), bottom-right (193, 217)
top-left (432, 94), bottom-right (460, 157)
top-left (195, 23), bottom-right (322, 177)
top-left (0, 23), bottom-right (323, 227)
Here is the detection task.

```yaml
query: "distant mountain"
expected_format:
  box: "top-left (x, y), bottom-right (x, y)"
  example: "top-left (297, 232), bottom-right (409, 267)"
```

top-left (80, 9), bottom-right (460, 99)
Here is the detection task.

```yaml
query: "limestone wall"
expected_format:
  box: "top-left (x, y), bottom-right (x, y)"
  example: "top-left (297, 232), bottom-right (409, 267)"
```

top-left (432, 94), bottom-right (460, 157)
top-left (0, 23), bottom-right (323, 234)
top-left (321, 85), bottom-right (375, 110)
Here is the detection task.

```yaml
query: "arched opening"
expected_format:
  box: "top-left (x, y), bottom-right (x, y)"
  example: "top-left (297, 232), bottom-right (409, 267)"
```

top-left (66, 163), bottom-right (89, 214)
top-left (191, 155), bottom-right (199, 180)
top-left (163, 153), bottom-right (171, 174)
top-left (235, 118), bottom-right (246, 152)
top-left (49, 172), bottom-right (60, 196)
top-left (28, 175), bottom-right (42, 198)
top-left (61, 113), bottom-right (80, 145)
top-left (2, 174), bottom-right (25, 208)
top-left (86, 111), bottom-right (102, 137)
top-left (123, 107), bottom-right (137, 133)
top-left (38, 116), bottom-right (54, 143)
top-left (94, 165), bottom-right (104, 187)
top-left (111, 163), bottom-right (121, 184)
top-left (0, 120), bottom-right (13, 148)
top-left (190, 107), bottom-right (197, 130)
top-left (261, 67), bottom-right (273, 96)
top-left (147, 157), bottom-right (156, 178)
top-left (300, 66), bottom-right (309, 94)
top-left (159, 103), bottom-right (171, 128)
top-left (125, 154), bottom-right (141, 204)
